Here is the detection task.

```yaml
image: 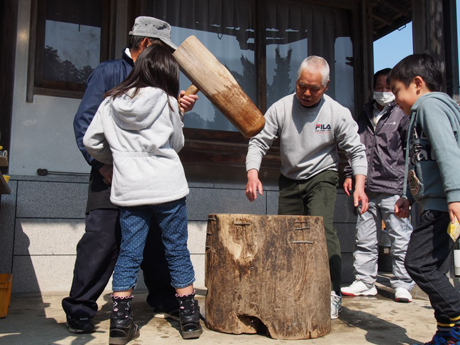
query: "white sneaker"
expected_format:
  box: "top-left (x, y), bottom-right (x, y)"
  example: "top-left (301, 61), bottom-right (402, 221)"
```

top-left (395, 287), bottom-right (412, 303)
top-left (331, 292), bottom-right (342, 319)
top-left (341, 280), bottom-right (378, 296)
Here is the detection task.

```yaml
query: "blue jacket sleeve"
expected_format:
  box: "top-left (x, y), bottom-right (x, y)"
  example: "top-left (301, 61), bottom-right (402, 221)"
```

top-left (73, 63), bottom-right (113, 168)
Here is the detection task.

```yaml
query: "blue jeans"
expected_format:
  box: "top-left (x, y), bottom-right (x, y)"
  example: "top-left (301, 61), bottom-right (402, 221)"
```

top-left (113, 198), bottom-right (195, 291)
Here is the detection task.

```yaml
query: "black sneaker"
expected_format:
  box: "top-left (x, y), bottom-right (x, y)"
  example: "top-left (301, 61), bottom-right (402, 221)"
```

top-left (110, 296), bottom-right (140, 345)
top-left (109, 318), bottom-right (139, 345)
top-left (66, 315), bottom-right (95, 334)
top-left (176, 293), bottom-right (203, 339)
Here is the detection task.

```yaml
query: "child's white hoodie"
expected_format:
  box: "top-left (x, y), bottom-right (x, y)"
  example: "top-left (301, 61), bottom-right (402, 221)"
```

top-left (83, 87), bottom-right (189, 207)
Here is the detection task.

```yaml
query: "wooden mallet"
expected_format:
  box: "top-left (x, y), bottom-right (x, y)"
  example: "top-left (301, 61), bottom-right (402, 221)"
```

top-left (174, 36), bottom-right (265, 138)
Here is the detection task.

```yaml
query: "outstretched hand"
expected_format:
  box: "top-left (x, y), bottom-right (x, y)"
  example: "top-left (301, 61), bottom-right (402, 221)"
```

top-left (394, 197), bottom-right (411, 218)
top-left (245, 169), bottom-right (263, 202)
top-left (353, 188), bottom-right (368, 214)
top-left (448, 201), bottom-right (460, 223)
top-left (179, 90), bottom-right (199, 113)
top-left (99, 164), bottom-right (113, 185)
top-left (343, 177), bottom-right (353, 197)
top-left (353, 174), bottom-right (368, 214)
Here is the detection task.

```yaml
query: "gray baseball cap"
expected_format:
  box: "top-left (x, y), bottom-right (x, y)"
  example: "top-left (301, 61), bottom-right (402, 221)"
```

top-left (129, 16), bottom-right (177, 50)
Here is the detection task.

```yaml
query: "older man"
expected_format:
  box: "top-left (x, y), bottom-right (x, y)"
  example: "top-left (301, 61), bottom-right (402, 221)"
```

top-left (245, 56), bottom-right (368, 319)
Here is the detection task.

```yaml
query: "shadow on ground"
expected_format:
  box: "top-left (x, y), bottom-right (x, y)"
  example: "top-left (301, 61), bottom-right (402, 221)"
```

top-left (339, 296), bottom-right (426, 345)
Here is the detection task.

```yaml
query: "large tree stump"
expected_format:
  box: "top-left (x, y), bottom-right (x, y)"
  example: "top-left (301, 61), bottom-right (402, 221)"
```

top-left (205, 214), bottom-right (331, 340)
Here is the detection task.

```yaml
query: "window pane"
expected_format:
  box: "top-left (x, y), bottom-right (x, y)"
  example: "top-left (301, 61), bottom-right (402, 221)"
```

top-left (147, 0), bottom-right (256, 132)
top-left (44, 21), bottom-right (100, 84)
top-left (265, 1), bottom-right (354, 112)
top-left (38, 0), bottom-right (102, 87)
top-left (266, 40), bottom-right (307, 109)
top-left (335, 37), bottom-right (355, 113)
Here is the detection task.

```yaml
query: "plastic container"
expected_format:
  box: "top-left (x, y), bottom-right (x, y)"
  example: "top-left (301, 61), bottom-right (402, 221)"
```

top-left (0, 274), bottom-right (13, 318)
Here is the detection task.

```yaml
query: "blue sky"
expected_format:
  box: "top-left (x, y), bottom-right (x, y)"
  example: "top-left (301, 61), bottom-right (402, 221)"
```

top-left (373, 22), bottom-right (413, 72)
top-left (374, 0), bottom-right (460, 73)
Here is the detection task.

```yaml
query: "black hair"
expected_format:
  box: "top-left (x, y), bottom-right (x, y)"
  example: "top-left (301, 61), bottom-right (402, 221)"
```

top-left (373, 68), bottom-right (391, 88)
top-left (128, 35), bottom-right (165, 51)
top-left (105, 44), bottom-right (180, 109)
top-left (388, 54), bottom-right (442, 92)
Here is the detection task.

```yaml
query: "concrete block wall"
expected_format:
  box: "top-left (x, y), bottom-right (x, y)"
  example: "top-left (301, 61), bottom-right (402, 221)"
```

top-left (0, 175), bottom-right (358, 293)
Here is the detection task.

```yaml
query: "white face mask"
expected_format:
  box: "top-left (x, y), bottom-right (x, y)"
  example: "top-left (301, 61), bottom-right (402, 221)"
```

top-left (373, 91), bottom-right (395, 107)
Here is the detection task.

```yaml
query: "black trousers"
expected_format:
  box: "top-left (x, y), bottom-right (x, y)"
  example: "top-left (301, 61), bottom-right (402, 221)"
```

top-left (405, 209), bottom-right (460, 324)
top-left (62, 208), bottom-right (175, 318)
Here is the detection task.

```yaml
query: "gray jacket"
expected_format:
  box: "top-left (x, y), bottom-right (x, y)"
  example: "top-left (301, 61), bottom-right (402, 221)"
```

top-left (344, 101), bottom-right (409, 195)
top-left (404, 92), bottom-right (460, 212)
top-left (247, 94), bottom-right (367, 180)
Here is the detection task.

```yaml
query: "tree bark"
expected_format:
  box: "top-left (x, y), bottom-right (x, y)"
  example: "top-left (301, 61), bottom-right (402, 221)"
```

top-left (205, 214), bottom-right (331, 340)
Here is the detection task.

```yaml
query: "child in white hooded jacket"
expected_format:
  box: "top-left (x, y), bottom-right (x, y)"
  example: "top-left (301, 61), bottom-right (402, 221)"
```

top-left (83, 44), bottom-right (202, 344)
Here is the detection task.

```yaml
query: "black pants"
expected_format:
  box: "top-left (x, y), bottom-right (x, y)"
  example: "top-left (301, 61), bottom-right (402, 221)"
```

top-left (405, 210), bottom-right (460, 324)
top-left (62, 208), bottom-right (175, 318)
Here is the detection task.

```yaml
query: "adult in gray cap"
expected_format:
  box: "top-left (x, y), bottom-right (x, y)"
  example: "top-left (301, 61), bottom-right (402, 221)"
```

top-left (64, 16), bottom-right (198, 336)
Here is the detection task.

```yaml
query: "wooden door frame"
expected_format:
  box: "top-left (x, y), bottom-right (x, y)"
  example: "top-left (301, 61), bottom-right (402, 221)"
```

top-left (0, 0), bottom-right (18, 173)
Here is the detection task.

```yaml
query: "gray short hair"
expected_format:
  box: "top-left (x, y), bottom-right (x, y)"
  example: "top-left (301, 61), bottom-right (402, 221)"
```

top-left (297, 56), bottom-right (330, 87)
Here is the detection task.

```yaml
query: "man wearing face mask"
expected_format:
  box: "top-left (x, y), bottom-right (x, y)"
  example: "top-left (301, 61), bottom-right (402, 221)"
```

top-left (341, 68), bottom-right (415, 302)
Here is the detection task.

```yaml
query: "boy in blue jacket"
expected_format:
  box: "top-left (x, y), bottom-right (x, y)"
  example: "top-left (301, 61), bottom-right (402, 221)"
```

top-left (389, 54), bottom-right (460, 345)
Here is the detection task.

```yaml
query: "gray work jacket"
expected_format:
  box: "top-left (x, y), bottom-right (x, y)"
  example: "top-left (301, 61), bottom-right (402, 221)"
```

top-left (344, 101), bottom-right (409, 195)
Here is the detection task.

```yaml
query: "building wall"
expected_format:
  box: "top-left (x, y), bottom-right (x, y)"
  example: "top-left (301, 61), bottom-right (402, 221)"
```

top-left (0, 175), bottom-right (357, 293)
top-left (1, 0), bottom-right (359, 293)
top-left (9, 0), bottom-right (129, 177)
